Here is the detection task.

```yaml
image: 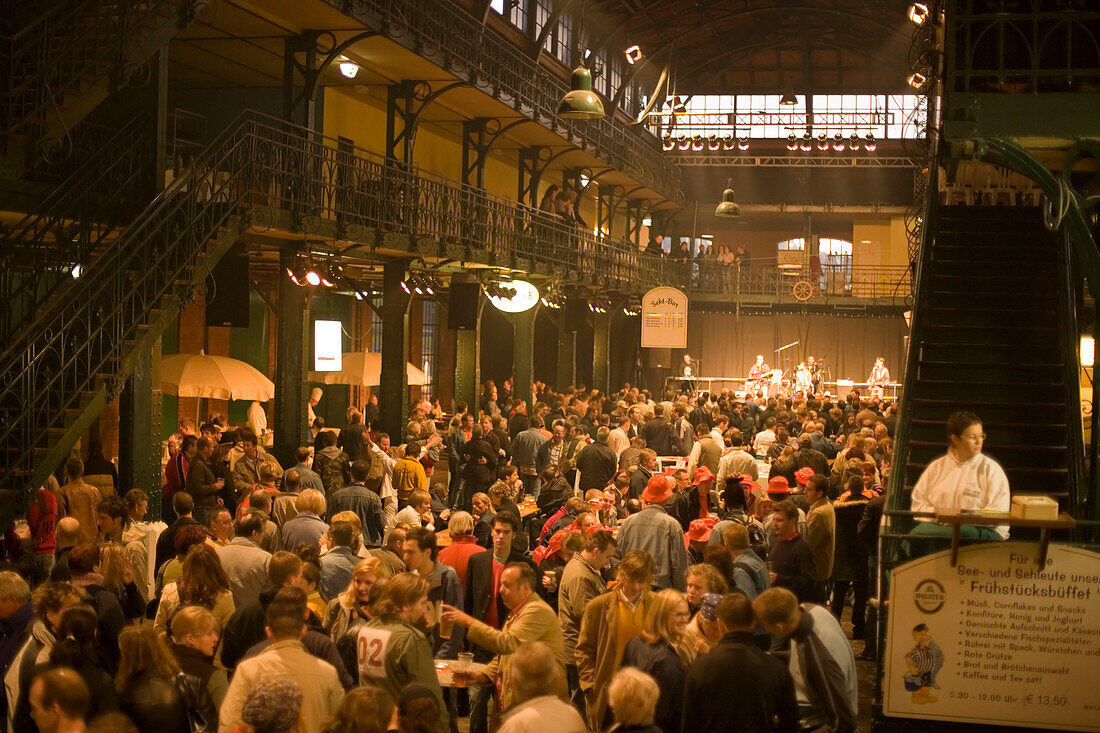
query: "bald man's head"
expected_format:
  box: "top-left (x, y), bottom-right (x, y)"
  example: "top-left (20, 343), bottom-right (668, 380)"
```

top-left (56, 518), bottom-right (80, 548)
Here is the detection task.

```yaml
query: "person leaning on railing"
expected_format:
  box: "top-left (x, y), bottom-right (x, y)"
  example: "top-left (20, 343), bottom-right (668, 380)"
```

top-left (908, 411), bottom-right (1010, 543)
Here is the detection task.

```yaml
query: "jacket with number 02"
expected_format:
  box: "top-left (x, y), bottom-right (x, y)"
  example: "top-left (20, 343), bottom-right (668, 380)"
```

top-left (358, 616), bottom-right (449, 733)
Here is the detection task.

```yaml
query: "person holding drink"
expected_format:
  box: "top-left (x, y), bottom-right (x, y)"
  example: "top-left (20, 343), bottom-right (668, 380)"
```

top-left (357, 572), bottom-right (450, 733)
top-left (441, 563), bottom-right (569, 721)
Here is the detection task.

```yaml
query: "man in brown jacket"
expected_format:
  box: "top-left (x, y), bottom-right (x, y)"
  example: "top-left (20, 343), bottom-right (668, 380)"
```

top-left (804, 474), bottom-right (836, 593)
top-left (558, 530), bottom-right (617, 712)
top-left (56, 457), bottom-right (101, 544)
top-left (443, 563), bottom-right (568, 712)
top-left (574, 550), bottom-right (656, 729)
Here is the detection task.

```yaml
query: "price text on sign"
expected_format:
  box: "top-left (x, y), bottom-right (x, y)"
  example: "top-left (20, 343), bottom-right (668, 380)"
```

top-left (885, 542), bottom-right (1100, 732)
top-left (357, 627), bottom-right (392, 680)
top-left (641, 286), bottom-right (688, 349)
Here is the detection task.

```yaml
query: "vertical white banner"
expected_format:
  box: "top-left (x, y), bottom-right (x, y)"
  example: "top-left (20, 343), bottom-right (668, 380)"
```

top-left (314, 320), bottom-right (343, 372)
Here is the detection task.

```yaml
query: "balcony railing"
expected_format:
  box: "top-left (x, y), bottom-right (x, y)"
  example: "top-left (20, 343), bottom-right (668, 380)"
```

top-left (335, 0), bottom-right (683, 204)
top-left (690, 260), bottom-right (912, 301)
top-left (246, 115), bottom-right (688, 291)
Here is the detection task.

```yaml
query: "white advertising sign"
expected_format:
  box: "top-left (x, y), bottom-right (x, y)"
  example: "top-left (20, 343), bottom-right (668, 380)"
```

top-left (641, 286), bottom-right (688, 349)
top-left (885, 542), bottom-right (1100, 731)
top-left (314, 320), bottom-right (343, 372)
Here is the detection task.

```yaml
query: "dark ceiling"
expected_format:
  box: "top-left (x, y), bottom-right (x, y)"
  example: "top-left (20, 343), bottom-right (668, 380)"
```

top-left (585, 0), bottom-right (915, 94)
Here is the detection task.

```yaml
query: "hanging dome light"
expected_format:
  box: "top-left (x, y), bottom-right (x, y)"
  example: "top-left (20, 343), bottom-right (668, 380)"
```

top-left (787, 134), bottom-right (798, 151)
top-left (780, 90), bottom-right (798, 106)
top-left (557, 65), bottom-right (605, 119)
top-left (714, 180), bottom-right (742, 218)
top-left (832, 133), bottom-right (845, 151)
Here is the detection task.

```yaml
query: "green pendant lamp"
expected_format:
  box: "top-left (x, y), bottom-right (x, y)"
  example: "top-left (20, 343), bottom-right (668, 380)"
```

top-left (557, 65), bottom-right (605, 119)
top-left (714, 179), bottom-right (741, 218)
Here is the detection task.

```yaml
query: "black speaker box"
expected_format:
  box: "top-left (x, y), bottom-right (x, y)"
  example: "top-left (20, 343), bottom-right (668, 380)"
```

top-left (205, 242), bottom-right (250, 328)
top-left (563, 298), bottom-right (587, 332)
top-left (448, 282), bottom-right (480, 329)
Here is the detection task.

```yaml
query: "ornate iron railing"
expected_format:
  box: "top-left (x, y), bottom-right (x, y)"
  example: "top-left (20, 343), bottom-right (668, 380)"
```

top-left (242, 116), bottom-right (688, 290)
top-left (691, 261), bottom-right (912, 300)
top-left (0, 112), bottom-right (151, 341)
top-left (335, 0), bottom-right (683, 205)
top-left (946, 0), bottom-right (1100, 93)
top-left (0, 109), bottom-right (262, 500)
top-left (1, 0), bottom-right (197, 157)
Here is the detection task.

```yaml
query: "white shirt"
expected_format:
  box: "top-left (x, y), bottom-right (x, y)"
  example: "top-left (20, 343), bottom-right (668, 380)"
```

top-left (499, 695), bottom-right (586, 733)
top-left (709, 428), bottom-right (726, 448)
top-left (752, 428), bottom-right (776, 457)
top-left (368, 442), bottom-right (399, 528)
top-left (608, 427), bottom-right (630, 462)
top-left (910, 451), bottom-right (1010, 539)
top-left (716, 447), bottom-right (759, 486)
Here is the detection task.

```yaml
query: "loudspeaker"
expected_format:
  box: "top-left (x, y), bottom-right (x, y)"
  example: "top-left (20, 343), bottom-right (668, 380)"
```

top-left (448, 282), bottom-right (480, 329)
top-left (205, 242), bottom-right (250, 328)
top-left (563, 298), bottom-right (587, 331)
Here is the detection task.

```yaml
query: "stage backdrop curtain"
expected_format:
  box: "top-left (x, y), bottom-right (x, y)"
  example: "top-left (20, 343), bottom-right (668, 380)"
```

top-left (685, 313), bottom-right (908, 385)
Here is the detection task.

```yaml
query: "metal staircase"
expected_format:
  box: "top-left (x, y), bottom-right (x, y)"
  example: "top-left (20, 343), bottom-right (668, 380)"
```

top-left (0, 112), bottom-right (271, 530)
top-left (1, 0), bottom-right (205, 178)
top-left (0, 112), bottom-right (152, 343)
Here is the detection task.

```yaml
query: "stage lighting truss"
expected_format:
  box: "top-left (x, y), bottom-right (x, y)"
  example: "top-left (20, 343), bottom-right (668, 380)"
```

top-left (665, 131), bottom-right (877, 157)
top-left (622, 298), bottom-right (641, 317)
top-left (539, 287), bottom-right (565, 309)
top-left (588, 297), bottom-right (611, 314)
top-left (484, 280), bottom-right (519, 301)
top-left (286, 253), bottom-right (345, 288)
top-left (401, 273), bottom-right (442, 295)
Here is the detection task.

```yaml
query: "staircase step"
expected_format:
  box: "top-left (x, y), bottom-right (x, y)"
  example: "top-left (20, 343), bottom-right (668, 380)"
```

top-left (907, 419), bottom-right (1068, 447)
top-left (926, 274), bottom-right (1055, 294)
top-left (921, 323), bottom-right (1059, 345)
top-left (923, 306), bottom-right (1055, 327)
top-left (917, 341), bottom-right (1061, 365)
top-left (915, 360), bottom-right (1064, 382)
top-left (911, 398), bottom-right (1056, 423)
top-left (930, 258), bottom-right (1058, 277)
top-left (913, 378), bottom-right (1063, 401)
top-left (925, 291), bottom-right (1057, 309)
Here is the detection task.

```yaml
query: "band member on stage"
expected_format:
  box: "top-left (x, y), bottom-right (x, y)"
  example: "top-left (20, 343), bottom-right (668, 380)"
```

top-left (680, 354), bottom-right (699, 393)
top-left (795, 363), bottom-right (813, 394)
top-left (868, 357), bottom-right (891, 398)
top-left (806, 355), bottom-right (822, 393)
top-left (748, 354), bottom-right (769, 379)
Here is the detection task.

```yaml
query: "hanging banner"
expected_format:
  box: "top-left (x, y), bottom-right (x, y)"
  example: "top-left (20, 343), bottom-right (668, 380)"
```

top-left (884, 542), bottom-right (1100, 731)
top-left (314, 320), bottom-right (343, 372)
top-left (641, 286), bottom-right (688, 349)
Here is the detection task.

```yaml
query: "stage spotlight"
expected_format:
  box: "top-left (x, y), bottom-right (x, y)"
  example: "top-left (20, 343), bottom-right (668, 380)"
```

top-left (865, 134), bottom-right (877, 151)
top-left (707, 135), bottom-right (720, 151)
top-left (670, 96), bottom-right (687, 114)
top-left (832, 133), bottom-right (845, 152)
top-left (908, 3), bottom-right (929, 25)
top-left (908, 71), bottom-right (928, 89)
top-left (691, 135), bottom-right (705, 151)
top-left (677, 136), bottom-right (692, 151)
top-left (799, 133), bottom-right (812, 152)
top-left (816, 133), bottom-right (829, 151)
top-left (850, 133), bottom-right (861, 149)
top-left (400, 280), bottom-right (411, 294)
top-left (71, 264), bottom-right (83, 279)
top-left (787, 134), bottom-right (798, 151)
top-left (624, 45), bottom-right (642, 64)
top-left (722, 136), bottom-right (737, 150)
top-left (305, 269), bottom-right (321, 286)
top-left (662, 135), bottom-right (675, 151)
top-left (338, 61), bottom-right (359, 79)
top-left (737, 136), bottom-right (750, 151)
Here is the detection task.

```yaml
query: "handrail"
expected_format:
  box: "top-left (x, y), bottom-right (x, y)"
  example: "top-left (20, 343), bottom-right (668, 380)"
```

top-left (1, 0), bottom-right (193, 150)
top-left (332, 0), bottom-right (682, 205)
top-left (0, 112), bottom-right (150, 340)
top-left (690, 261), bottom-right (911, 300)
top-left (0, 108), bottom-right (262, 492)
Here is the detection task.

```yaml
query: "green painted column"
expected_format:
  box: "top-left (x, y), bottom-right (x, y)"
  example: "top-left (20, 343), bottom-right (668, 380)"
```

top-left (557, 320), bottom-right (575, 389)
top-left (380, 260), bottom-right (409, 438)
top-left (273, 248), bottom-right (310, 466)
top-left (119, 338), bottom-right (162, 510)
top-left (592, 311), bottom-right (610, 394)
top-left (509, 307), bottom-right (538, 408)
top-left (455, 326), bottom-right (478, 412)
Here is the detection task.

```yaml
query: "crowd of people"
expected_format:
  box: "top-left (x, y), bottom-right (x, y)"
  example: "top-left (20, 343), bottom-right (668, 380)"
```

top-left (0, 377), bottom-right (921, 733)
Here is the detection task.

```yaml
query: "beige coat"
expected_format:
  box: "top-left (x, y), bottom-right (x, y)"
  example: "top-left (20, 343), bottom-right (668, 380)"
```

top-left (467, 592), bottom-right (568, 711)
top-left (218, 638), bottom-right (342, 733)
top-left (806, 498), bottom-right (836, 581)
top-left (574, 587), bottom-right (655, 728)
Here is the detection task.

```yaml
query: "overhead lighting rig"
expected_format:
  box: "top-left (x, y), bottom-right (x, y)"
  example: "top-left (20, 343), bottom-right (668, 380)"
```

top-left (588, 297), bottom-right (610, 314)
top-left (400, 273), bottom-right (442, 295)
top-left (484, 280), bottom-right (518, 301)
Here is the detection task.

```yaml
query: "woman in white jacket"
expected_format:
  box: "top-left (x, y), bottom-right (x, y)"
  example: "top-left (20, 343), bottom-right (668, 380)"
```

top-left (909, 411), bottom-right (1010, 542)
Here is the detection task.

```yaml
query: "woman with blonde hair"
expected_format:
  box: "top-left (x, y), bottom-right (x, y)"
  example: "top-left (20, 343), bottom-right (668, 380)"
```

top-left (324, 556), bottom-right (389, 641)
top-left (619, 589), bottom-right (691, 733)
top-left (154, 543), bottom-right (235, 636)
top-left (169, 605), bottom-right (229, 707)
top-left (360, 573), bottom-right (448, 732)
top-left (117, 625), bottom-right (217, 732)
top-left (607, 667), bottom-right (663, 733)
top-left (97, 542), bottom-right (144, 619)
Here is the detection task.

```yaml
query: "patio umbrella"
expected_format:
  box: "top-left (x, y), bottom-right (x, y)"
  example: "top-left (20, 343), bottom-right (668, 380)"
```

top-left (161, 352), bottom-right (275, 401)
top-left (308, 351), bottom-right (427, 386)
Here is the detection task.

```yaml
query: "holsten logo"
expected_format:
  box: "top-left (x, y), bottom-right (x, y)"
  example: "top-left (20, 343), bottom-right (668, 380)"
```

top-left (914, 579), bottom-right (946, 614)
